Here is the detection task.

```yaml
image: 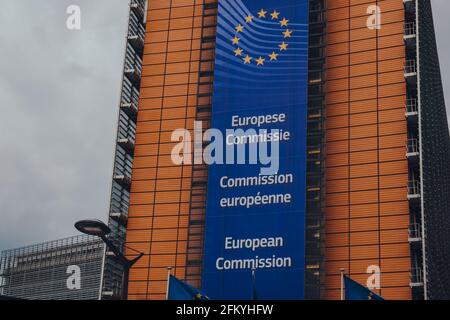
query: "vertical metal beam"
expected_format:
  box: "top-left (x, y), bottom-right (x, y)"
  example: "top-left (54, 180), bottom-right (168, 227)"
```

top-left (415, 0), bottom-right (428, 300)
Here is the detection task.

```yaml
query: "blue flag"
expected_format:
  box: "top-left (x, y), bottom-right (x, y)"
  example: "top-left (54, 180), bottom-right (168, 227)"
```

top-left (344, 276), bottom-right (384, 300)
top-left (252, 271), bottom-right (258, 300)
top-left (167, 275), bottom-right (209, 300)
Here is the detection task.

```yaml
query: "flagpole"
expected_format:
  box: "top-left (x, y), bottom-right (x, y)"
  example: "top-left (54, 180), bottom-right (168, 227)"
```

top-left (340, 268), bottom-right (345, 301)
top-left (251, 268), bottom-right (256, 300)
top-left (166, 266), bottom-right (173, 300)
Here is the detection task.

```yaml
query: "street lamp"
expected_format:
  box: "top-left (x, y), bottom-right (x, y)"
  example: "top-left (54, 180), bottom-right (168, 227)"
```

top-left (74, 219), bottom-right (111, 237)
top-left (74, 219), bottom-right (143, 300)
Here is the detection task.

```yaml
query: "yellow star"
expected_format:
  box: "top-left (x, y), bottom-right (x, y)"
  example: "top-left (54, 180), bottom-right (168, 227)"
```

top-left (256, 57), bottom-right (265, 66)
top-left (235, 24), bottom-right (244, 33)
top-left (231, 36), bottom-right (240, 45)
top-left (245, 15), bottom-right (254, 23)
top-left (271, 10), bottom-right (280, 20)
top-left (257, 9), bottom-right (267, 18)
top-left (279, 42), bottom-right (288, 51)
top-left (283, 29), bottom-right (293, 38)
top-left (243, 55), bottom-right (252, 64)
top-left (280, 18), bottom-right (289, 27)
top-left (269, 51), bottom-right (278, 61)
top-left (234, 47), bottom-right (243, 56)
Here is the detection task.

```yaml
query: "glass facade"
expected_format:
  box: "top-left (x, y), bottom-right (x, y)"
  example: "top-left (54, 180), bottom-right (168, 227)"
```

top-left (101, 0), bottom-right (148, 299)
top-left (0, 235), bottom-right (104, 300)
top-left (417, 0), bottom-right (450, 299)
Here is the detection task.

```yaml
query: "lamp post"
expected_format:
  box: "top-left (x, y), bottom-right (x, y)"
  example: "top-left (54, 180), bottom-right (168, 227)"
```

top-left (74, 219), bottom-right (143, 300)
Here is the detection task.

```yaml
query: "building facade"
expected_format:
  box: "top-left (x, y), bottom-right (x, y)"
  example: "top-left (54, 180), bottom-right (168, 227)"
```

top-left (0, 235), bottom-right (104, 300)
top-left (324, 0), bottom-right (412, 299)
top-left (102, 0), bottom-right (450, 300)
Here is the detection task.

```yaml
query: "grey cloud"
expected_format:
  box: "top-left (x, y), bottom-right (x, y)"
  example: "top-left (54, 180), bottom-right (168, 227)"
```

top-left (0, 0), bottom-right (128, 250)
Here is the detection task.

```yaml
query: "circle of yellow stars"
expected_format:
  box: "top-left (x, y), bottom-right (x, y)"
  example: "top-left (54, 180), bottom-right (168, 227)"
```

top-left (231, 9), bottom-right (293, 67)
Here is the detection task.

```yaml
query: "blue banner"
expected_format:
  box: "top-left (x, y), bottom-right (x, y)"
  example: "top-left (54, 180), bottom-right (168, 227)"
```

top-left (202, 0), bottom-right (309, 299)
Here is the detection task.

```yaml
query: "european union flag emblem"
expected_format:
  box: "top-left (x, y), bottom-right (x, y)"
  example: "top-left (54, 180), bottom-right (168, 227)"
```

top-left (344, 276), bottom-right (384, 300)
top-left (228, 6), bottom-right (295, 67)
top-left (168, 275), bottom-right (209, 300)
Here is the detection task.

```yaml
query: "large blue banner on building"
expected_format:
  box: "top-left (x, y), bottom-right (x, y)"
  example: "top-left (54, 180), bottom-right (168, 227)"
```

top-left (202, 0), bottom-right (309, 299)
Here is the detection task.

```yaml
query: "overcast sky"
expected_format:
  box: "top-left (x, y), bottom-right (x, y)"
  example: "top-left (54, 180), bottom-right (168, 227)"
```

top-left (0, 0), bottom-right (129, 250)
top-left (0, 0), bottom-right (449, 251)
